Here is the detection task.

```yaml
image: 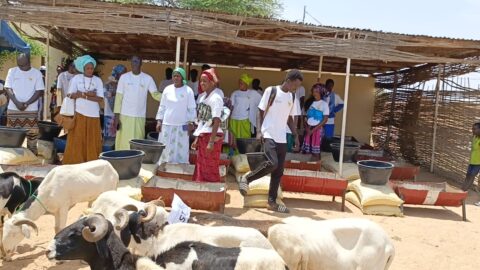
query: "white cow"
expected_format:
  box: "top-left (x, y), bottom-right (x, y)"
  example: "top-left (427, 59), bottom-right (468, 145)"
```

top-left (1, 160), bottom-right (119, 259)
top-left (268, 217), bottom-right (395, 270)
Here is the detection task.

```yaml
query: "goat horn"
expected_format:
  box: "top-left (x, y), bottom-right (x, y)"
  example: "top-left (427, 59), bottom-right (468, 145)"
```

top-left (139, 203), bottom-right (157, 223)
top-left (13, 219), bottom-right (38, 235)
top-left (151, 197), bottom-right (165, 207)
top-left (113, 209), bottom-right (129, 231)
top-left (82, 214), bottom-right (109, 243)
top-left (121, 204), bottom-right (138, 212)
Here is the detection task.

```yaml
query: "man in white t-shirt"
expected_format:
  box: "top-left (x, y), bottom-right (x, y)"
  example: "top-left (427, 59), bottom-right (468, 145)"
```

top-left (3, 54), bottom-right (45, 154)
top-left (56, 59), bottom-right (77, 105)
top-left (114, 56), bottom-right (161, 150)
top-left (322, 79), bottom-right (344, 138)
top-left (238, 69), bottom-right (303, 213)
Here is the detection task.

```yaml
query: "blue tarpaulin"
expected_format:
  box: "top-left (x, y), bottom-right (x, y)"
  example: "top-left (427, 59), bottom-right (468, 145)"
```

top-left (0, 20), bottom-right (30, 54)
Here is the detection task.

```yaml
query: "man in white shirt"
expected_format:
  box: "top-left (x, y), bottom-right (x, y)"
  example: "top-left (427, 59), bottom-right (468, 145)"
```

top-left (3, 54), bottom-right (45, 154)
top-left (239, 69), bottom-right (303, 213)
top-left (322, 79), bottom-right (344, 138)
top-left (114, 56), bottom-right (161, 150)
top-left (56, 59), bottom-right (77, 105)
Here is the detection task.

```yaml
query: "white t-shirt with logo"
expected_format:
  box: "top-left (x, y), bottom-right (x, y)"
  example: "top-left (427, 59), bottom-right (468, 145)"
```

top-left (156, 84), bottom-right (196, 126)
top-left (67, 74), bottom-right (104, 118)
top-left (196, 88), bottom-right (224, 104)
top-left (57, 71), bottom-right (75, 100)
top-left (116, 72), bottom-right (158, 118)
top-left (230, 90), bottom-right (251, 120)
top-left (258, 86), bottom-right (300, 143)
top-left (5, 67), bottom-right (45, 112)
top-left (307, 100), bottom-right (330, 126)
top-left (194, 91), bottom-right (224, 136)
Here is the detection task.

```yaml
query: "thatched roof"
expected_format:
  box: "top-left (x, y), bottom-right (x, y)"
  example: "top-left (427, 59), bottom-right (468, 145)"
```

top-left (1, 0), bottom-right (479, 77)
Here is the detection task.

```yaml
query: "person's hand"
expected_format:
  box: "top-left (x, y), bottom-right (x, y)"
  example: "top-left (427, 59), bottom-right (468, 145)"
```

top-left (15, 101), bottom-right (27, 111)
top-left (306, 126), bottom-right (311, 137)
top-left (156, 121), bottom-right (162, 133)
top-left (191, 137), bottom-right (198, 150)
top-left (206, 141), bottom-right (214, 152)
top-left (256, 132), bottom-right (263, 141)
top-left (114, 116), bottom-right (121, 130)
top-left (86, 90), bottom-right (97, 97)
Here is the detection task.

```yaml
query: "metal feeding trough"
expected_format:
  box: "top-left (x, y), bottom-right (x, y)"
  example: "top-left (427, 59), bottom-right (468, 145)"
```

top-left (129, 139), bottom-right (165, 164)
top-left (330, 142), bottom-right (360, 163)
top-left (357, 160), bottom-right (394, 185)
top-left (99, 150), bottom-right (145, 180)
top-left (237, 138), bottom-right (262, 154)
top-left (38, 121), bottom-right (62, 141)
top-left (0, 126), bottom-right (27, 148)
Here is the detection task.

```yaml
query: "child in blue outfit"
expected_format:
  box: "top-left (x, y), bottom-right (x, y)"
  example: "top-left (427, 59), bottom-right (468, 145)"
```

top-left (462, 122), bottom-right (480, 206)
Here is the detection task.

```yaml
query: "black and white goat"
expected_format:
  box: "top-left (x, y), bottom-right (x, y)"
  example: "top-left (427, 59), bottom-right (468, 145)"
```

top-left (46, 213), bottom-right (161, 270)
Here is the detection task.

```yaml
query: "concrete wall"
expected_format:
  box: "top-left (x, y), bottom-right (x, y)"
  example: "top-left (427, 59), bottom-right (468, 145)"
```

top-left (99, 60), bottom-right (375, 143)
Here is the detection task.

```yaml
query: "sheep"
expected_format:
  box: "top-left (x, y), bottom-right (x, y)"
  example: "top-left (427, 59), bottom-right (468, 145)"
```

top-left (152, 241), bottom-right (287, 270)
top-left (46, 213), bottom-right (162, 270)
top-left (1, 160), bottom-right (119, 259)
top-left (114, 207), bottom-right (274, 258)
top-left (268, 217), bottom-right (395, 270)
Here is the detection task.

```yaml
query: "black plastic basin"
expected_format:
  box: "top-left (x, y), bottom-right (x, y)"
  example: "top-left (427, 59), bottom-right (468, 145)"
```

top-left (246, 152), bottom-right (272, 172)
top-left (147, 131), bottom-right (159, 141)
top-left (0, 126), bottom-right (27, 148)
top-left (99, 150), bottom-right (145, 180)
top-left (237, 138), bottom-right (262, 154)
top-left (38, 121), bottom-right (62, 141)
top-left (331, 142), bottom-right (360, 163)
top-left (357, 160), bottom-right (394, 185)
top-left (129, 139), bottom-right (165, 164)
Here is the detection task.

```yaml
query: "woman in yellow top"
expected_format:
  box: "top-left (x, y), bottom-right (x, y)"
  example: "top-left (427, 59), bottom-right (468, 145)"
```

top-left (462, 122), bottom-right (480, 206)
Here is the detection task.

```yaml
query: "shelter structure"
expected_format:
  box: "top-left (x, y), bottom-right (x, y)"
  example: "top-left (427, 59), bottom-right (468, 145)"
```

top-left (1, 0), bottom-right (480, 177)
top-left (0, 19), bottom-right (29, 53)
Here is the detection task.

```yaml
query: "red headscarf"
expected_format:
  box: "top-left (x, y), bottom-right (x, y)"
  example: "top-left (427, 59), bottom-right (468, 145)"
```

top-left (199, 68), bottom-right (219, 94)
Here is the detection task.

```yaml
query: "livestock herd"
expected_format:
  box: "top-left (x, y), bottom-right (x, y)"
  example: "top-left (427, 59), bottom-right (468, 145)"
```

top-left (0, 160), bottom-right (395, 270)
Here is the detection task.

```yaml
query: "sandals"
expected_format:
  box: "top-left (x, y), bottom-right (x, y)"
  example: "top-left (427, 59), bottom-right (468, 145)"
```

top-left (238, 175), bottom-right (249, 197)
top-left (268, 202), bottom-right (290, 213)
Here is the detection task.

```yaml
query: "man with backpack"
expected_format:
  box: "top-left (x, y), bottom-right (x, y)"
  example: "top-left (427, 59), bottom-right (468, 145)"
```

top-left (239, 69), bottom-right (303, 213)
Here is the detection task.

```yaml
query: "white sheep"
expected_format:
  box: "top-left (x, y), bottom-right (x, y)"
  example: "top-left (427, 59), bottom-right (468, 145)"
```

top-left (1, 160), bottom-right (118, 259)
top-left (268, 217), bottom-right (395, 270)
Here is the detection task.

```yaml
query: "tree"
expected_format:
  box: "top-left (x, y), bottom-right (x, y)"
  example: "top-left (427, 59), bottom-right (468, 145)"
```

top-left (108, 0), bottom-right (282, 18)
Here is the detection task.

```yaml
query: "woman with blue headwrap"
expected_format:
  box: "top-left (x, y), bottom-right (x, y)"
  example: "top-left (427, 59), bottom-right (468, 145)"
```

top-left (302, 83), bottom-right (329, 160)
top-left (63, 55), bottom-right (105, 164)
top-left (103, 64), bottom-right (126, 139)
top-left (229, 73), bottom-right (262, 141)
top-left (156, 67), bottom-right (196, 167)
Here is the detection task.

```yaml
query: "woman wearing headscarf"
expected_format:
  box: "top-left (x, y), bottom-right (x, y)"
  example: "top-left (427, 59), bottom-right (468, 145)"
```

top-left (192, 68), bottom-right (224, 182)
top-left (103, 64), bottom-right (127, 139)
top-left (230, 73), bottom-right (262, 140)
top-left (302, 83), bottom-right (329, 160)
top-left (156, 67), bottom-right (196, 166)
top-left (63, 55), bottom-right (104, 164)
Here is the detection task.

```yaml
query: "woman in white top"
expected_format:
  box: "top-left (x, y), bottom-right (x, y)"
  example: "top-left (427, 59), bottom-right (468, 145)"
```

top-left (56, 59), bottom-right (77, 104)
top-left (156, 67), bottom-right (196, 166)
top-left (229, 73), bottom-right (261, 139)
top-left (63, 55), bottom-right (104, 164)
top-left (192, 68), bottom-right (224, 182)
top-left (302, 83), bottom-right (329, 160)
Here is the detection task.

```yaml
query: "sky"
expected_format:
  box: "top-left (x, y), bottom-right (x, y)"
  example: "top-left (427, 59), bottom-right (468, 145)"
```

top-left (281, 0), bottom-right (480, 40)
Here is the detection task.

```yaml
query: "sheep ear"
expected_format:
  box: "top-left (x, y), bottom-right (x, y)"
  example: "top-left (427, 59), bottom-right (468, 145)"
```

top-left (95, 239), bottom-right (110, 260)
top-left (21, 225), bottom-right (31, 239)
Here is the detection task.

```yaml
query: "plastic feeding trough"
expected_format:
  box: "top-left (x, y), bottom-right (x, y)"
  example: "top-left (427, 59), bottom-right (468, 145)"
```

top-left (237, 138), bottom-right (262, 154)
top-left (357, 160), bottom-right (394, 185)
top-left (0, 126), bottom-right (27, 148)
top-left (129, 139), bottom-right (165, 164)
top-left (99, 150), bottom-right (145, 180)
top-left (330, 142), bottom-right (360, 163)
top-left (38, 121), bottom-right (62, 141)
top-left (146, 131), bottom-right (159, 141)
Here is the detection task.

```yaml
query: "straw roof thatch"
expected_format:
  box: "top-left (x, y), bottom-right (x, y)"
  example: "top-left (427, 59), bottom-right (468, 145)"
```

top-left (1, 0), bottom-right (479, 77)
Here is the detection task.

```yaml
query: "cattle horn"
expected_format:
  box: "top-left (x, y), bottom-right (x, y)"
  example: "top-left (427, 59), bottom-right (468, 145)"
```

top-left (151, 197), bottom-right (165, 207)
top-left (139, 203), bottom-right (157, 223)
top-left (13, 219), bottom-right (38, 235)
top-left (82, 214), bottom-right (109, 243)
top-left (113, 209), bottom-right (130, 230)
top-left (121, 204), bottom-right (139, 212)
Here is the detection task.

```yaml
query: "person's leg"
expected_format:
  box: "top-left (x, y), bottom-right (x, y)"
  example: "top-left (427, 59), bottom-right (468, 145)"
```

top-left (268, 142), bottom-right (289, 213)
top-left (462, 165), bottom-right (480, 191)
top-left (324, 124), bottom-right (335, 138)
top-left (239, 138), bottom-right (278, 196)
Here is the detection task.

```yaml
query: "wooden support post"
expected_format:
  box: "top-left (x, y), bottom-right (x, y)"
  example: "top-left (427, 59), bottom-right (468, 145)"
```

top-left (44, 27), bottom-right (50, 120)
top-left (183, 39), bottom-right (189, 70)
top-left (175, 36), bottom-right (181, 68)
top-left (385, 72), bottom-right (398, 147)
top-left (317, 55), bottom-right (323, 82)
top-left (338, 58), bottom-right (351, 176)
top-left (430, 65), bottom-right (443, 173)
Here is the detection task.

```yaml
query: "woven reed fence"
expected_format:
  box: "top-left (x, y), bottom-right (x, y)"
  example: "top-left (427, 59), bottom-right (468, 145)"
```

top-left (372, 75), bottom-right (480, 186)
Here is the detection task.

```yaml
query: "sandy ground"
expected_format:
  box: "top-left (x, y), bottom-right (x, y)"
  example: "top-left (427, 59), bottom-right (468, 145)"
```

top-left (1, 169), bottom-right (480, 270)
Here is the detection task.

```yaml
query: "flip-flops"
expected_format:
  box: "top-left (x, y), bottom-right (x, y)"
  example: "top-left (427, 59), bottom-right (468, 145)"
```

top-left (238, 175), bottom-right (249, 197)
top-left (268, 202), bottom-right (290, 213)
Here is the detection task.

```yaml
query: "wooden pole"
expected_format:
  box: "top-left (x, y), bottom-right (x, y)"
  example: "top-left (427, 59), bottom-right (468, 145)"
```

top-left (385, 72), bottom-right (398, 147)
top-left (183, 39), bottom-right (189, 70)
top-left (430, 65), bottom-right (443, 173)
top-left (175, 36), bottom-right (181, 68)
top-left (338, 58), bottom-right (351, 176)
top-left (317, 55), bottom-right (323, 82)
top-left (44, 27), bottom-right (50, 120)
